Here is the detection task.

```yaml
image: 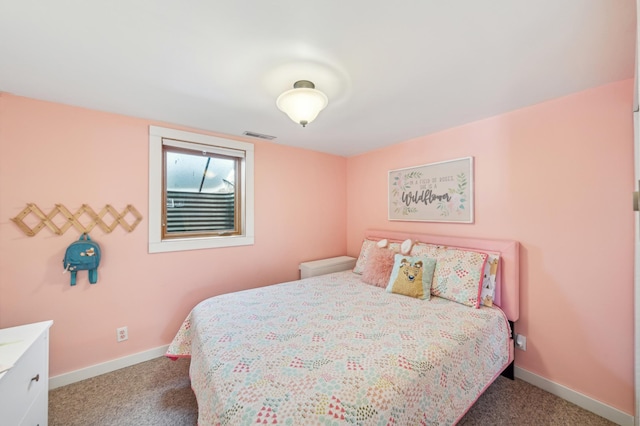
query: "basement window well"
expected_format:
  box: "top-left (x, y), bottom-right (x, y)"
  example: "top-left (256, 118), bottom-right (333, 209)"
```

top-left (148, 126), bottom-right (254, 253)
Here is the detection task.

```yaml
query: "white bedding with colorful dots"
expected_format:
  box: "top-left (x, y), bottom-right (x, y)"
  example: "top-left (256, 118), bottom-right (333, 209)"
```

top-left (166, 270), bottom-right (511, 425)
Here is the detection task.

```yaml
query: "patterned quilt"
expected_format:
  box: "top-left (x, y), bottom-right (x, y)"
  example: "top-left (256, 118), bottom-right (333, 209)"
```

top-left (166, 271), bottom-right (511, 425)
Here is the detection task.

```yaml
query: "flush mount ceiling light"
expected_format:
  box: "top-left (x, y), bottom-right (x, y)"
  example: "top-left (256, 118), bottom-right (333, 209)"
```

top-left (276, 80), bottom-right (328, 127)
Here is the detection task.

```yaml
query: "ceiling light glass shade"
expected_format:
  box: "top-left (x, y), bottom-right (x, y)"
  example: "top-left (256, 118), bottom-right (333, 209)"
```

top-left (276, 80), bottom-right (328, 127)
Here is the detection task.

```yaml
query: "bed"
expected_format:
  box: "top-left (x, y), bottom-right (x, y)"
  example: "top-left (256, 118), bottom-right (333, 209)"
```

top-left (166, 230), bottom-right (520, 425)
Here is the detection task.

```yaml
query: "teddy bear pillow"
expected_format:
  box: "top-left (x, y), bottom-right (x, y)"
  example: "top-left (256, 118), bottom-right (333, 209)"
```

top-left (385, 254), bottom-right (436, 300)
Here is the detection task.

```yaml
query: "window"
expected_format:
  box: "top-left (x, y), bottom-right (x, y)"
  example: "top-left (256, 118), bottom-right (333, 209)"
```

top-left (163, 146), bottom-right (239, 237)
top-left (149, 126), bottom-right (254, 253)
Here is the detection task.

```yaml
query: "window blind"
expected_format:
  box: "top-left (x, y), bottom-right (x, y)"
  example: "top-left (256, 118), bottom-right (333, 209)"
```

top-left (166, 191), bottom-right (235, 233)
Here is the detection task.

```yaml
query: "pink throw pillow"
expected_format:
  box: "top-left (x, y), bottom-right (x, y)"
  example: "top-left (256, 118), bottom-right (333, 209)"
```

top-left (361, 247), bottom-right (396, 288)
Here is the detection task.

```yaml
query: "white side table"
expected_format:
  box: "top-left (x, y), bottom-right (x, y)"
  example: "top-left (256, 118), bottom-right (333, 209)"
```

top-left (299, 256), bottom-right (357, 279)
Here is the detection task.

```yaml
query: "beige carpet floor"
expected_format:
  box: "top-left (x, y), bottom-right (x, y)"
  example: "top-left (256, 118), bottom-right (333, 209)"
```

top-left (49, 357), bottom-right (616, 425)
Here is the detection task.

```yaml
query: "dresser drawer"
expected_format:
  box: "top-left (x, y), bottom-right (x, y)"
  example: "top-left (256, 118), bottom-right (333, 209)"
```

top-left (0, 331), bottom-right (48, 425)
top-left (20, 387), bottom-right (48, 426)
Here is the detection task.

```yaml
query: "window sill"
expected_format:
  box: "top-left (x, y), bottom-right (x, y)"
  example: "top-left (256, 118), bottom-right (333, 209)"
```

top-left (148, 234), bottom-right (255, 253)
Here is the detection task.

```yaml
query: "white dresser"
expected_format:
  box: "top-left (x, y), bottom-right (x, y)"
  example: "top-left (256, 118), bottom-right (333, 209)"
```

top-left (0, 321), bottom-right (53, 426)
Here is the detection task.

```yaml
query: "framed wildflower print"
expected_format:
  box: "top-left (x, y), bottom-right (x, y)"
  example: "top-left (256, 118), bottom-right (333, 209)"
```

top-left (388, 157), bottom-right (474, 223)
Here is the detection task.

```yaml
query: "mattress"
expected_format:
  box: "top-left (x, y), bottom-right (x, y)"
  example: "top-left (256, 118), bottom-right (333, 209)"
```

top-left (166, 270), bottom-right (511, 425)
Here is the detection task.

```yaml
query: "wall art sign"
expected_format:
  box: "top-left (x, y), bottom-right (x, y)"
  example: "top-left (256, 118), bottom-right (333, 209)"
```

top-left (388, 157), bottom-right (474, 223)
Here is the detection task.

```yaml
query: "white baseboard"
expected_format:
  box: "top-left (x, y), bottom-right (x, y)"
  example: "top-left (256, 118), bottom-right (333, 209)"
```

top-left (49, 345), bottom-right (169, 390)
top-left (515, 366), bottom-right (634, 426)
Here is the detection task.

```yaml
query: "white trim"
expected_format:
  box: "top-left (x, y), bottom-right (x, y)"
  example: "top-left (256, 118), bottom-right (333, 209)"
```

top-left (634, 5), bottom-right (639, 424)
top-left (49, 345), bottom-right (169, 389)
top-left (148, 125), bottom-right (255, 253)
top-left (634, 110), bottom-right (639, 426)
top-left (515, 366), bottom-right (634, 426)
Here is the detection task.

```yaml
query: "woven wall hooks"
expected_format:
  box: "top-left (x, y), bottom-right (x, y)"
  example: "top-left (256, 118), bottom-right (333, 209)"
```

top-left (11, 203), bottom-right (143, 237)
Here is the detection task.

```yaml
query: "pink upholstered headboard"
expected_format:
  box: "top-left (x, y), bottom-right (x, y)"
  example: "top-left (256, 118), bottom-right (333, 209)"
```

top-left (364, 230), bottom-right (520, 322)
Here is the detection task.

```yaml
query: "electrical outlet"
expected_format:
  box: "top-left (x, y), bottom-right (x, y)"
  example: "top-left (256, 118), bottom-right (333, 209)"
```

top-left (515, 333), bottom-right (527, 351)
top-left (116, 326), bottom-right (128, 342)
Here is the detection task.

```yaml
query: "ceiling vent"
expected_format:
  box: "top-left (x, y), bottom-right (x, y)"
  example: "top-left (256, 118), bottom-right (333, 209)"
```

top-left (243, 131), bottom-right (277, 140)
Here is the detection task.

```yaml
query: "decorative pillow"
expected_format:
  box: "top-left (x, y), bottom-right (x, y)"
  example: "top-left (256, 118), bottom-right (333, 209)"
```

top-left (385, 254), bottom-right (437, 300)
top-left (480, 253), bottom-right (500, 307)
top-left (354, 239), bottom-right (401, 274)
top-left (430, 248), bottom-right (488, 308)
top-left (410, 242), bottom-right (442, 258)
top-left (353, 239), bottom-right (377, 274)
top-left (361, 247), bottom-right (396, 288)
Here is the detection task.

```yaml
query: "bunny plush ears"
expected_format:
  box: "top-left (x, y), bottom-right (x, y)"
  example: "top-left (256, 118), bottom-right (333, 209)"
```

top-left (376, 238), bottom-right (414, 255)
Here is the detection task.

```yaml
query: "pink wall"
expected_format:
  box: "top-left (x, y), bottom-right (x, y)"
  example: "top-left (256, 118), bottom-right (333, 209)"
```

top-left (0, 93), bottom-right (347, 377)
top-left (346, 80), bottom-right (635, 414)
top-left (1, 80), bottom-right (634, 415)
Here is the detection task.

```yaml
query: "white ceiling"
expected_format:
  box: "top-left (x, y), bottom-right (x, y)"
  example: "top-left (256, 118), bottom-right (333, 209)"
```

top-left (0, 1), bottom-right (636, 157)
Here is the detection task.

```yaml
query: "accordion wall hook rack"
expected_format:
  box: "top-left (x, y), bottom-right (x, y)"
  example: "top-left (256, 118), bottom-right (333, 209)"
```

top-left (11, 203), bottom-right (143, 236)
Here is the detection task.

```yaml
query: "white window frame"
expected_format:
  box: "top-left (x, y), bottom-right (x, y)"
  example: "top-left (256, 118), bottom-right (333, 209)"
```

top-left (148, 125), bottom-right (254, 253)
